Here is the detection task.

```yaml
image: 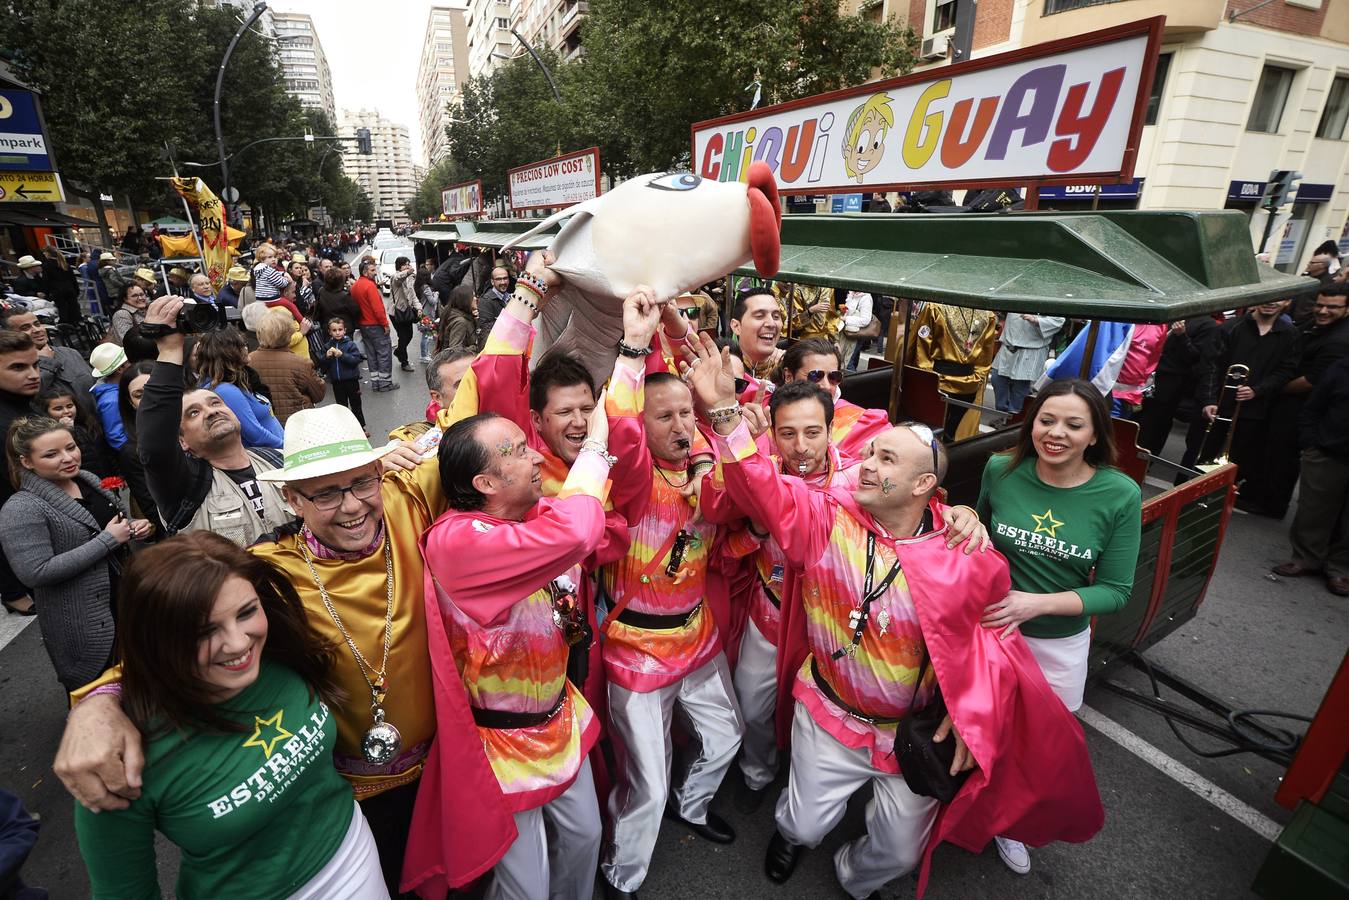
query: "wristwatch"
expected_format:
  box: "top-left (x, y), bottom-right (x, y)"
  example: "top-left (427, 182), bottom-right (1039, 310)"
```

top-left (616, 340), bottom-right (652, 358)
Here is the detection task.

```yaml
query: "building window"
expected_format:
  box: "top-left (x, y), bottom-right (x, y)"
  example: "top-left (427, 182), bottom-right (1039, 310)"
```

top-left (1246, 64), bottom-right (1296, 134)
top-left (932, 0), bottom-right (956, 33)
top-left (1043, 0), bottom-right (1125, 13)
top-left (1145, 52), bottom-right (1172, 126)
top-left (496, 16), bottom-right (509, 28)
top-left (1316, 74), bottom-right (1349, 140)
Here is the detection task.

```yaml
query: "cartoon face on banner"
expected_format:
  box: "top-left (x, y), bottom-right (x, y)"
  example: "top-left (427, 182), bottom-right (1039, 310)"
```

top-left (692, 21), bottom-right (1158, 194)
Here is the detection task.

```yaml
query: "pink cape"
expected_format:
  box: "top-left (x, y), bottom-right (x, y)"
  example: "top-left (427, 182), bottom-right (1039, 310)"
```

top-left (398, 559), bottom-right (518, 897)
top-left (775, 497), bottom-right (1105, 898)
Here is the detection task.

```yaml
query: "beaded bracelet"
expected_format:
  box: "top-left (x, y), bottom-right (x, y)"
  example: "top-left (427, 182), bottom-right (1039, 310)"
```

top-left (517, 272), bottom-right (550, 297)
top-left (512, 285), bottom-right (540, 313)
top-left (705, 404), bottom-right (742, 426)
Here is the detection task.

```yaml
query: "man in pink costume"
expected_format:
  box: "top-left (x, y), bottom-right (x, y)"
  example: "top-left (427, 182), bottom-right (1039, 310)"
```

top-left (404, 392), bottom-right (615, 898)
top-left (597, 302), bottom-right (745, 900)
top-left (686, 334), bottom-right (1103, 899)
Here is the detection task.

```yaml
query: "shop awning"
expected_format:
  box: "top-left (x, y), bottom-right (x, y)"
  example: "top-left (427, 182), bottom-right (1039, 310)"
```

top-left (454, 219), bottom-right (557, 251)
top-left (409, 228), bottom-right (458, 242)
top-left (733, 210), bottom-right (1319, 321)
top-left (0, 207), bottom-right (98, 229)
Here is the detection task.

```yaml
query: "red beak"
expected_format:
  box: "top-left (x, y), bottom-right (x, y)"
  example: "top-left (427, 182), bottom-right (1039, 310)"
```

top-left (746, 161), bottom-right (781, 277)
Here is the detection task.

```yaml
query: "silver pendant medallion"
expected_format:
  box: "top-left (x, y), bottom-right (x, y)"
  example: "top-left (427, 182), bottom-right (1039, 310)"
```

top-left (362, 707), bottom-right (402, 765)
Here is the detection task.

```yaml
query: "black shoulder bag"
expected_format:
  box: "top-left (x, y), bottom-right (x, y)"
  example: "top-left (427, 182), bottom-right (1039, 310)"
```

top-left (894, 650), bottom-right (972, 804)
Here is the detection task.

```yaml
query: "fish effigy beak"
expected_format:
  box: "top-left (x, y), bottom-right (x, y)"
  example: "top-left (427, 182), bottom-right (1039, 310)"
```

top-left (746, 161), bottom-right (781, 278)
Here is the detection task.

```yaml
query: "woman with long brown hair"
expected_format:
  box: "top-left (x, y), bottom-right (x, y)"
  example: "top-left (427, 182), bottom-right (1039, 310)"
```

top-left (976, 378), bottom-right (1141, 874)
top-left (74, 532), bottom-right (388, 899)
top-left (193, 328), bottom-right (284, 448)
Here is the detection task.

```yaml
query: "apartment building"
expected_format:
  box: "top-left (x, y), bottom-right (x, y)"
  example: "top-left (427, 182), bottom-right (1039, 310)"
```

top-left (510, 0), bottom-right (587, 61)
top-left (272, 11), bottom-right (338, 127)
top-left (465, 0), bottom-right (516, 78)
top-left (856, 0), bottom-right (1349, 271)
top-left (339, 109), bottom-right (418, 224)
top-left (417, 5), bottom-right (471, 165)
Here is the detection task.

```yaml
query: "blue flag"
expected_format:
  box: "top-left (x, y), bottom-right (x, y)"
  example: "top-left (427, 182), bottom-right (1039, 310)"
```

top-left (1034, 321), bottom-right (1135, 395)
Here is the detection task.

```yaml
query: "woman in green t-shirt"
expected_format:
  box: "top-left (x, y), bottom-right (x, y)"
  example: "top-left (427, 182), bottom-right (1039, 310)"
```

top-left (74, 532), bottom-right (389, 899)
top-left (976, 379), bottom-right (1141, 875)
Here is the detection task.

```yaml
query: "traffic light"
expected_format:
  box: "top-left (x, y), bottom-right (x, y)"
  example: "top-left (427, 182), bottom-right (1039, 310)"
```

top-left (356, 128), bottom-right (372, 155)
top-left (1262, 169), bottom-right (1301, 210)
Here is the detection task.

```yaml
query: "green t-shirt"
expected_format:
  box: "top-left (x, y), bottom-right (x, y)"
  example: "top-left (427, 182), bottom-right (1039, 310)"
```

top-left (75, 660), bottom-right (353, 899)
top-left (977, 454), bottom-right (1142, 639)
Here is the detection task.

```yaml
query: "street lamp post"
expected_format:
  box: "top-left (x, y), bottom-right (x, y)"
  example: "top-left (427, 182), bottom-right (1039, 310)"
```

top-left (215, 1), bottom-right (268, 227)
top-left (509, 28), bottom-right (562, 104)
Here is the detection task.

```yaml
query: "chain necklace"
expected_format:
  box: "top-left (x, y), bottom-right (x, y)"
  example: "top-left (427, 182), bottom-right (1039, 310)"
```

top-left (299, 533), bottom-right (402, 766)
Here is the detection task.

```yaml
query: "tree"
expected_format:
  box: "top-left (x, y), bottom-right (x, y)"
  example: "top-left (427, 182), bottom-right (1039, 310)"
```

top-left (406, 155), bottom-right (472, 222)
top-left (573, 0), bottom-right (919, 177)
top-left (445, 49), bottom-right (573, 205)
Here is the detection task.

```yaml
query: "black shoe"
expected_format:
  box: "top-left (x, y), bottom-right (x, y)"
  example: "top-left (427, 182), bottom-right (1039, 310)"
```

top-left (664, 808), bottom-right (735, 844)
top-left (601, 881), bottom-right (638, 900)
top-left (733, 775), bottom-right (768, 814)
top-left (2, 595), bottom-right (35, 616)
top-left (764, 829), bottom-right (803, 884)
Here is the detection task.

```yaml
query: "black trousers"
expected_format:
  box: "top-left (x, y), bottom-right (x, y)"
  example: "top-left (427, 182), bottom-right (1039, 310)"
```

top-left (332, 377), bottom-right (366, 426)
top-left (393, 319), bottom-right (416, 366)
top-left (1138, 372), bottom-right (1187, 455)
top-left (359, 779), bottom-right (421, 899)
top-left (942, 391), bottom-right (977, 439)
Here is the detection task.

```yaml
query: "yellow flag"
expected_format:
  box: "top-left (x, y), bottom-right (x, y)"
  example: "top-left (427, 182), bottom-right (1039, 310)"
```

top-left (169, 177), bottom-right (230, 292)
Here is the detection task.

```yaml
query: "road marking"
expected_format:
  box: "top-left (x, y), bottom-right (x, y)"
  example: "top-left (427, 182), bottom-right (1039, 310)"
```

top-left (0, 613), bottom-right (35, 654)
top-left (1078, 704), bottom-right (1282, 842)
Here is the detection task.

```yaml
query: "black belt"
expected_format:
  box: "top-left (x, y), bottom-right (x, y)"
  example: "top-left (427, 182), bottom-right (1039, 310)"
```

top-left (757, 570), bottom-right (781, 609)
top-left (471, 690), bottom-right (566, 729)
top-left (615, 600), bottom-right (702, 630)
top-left (811, 657), bottom-right (902, 725)
top-left (932, 359), bottom-right (975, 377)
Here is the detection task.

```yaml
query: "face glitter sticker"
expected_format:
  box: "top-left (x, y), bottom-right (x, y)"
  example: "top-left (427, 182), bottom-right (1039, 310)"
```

top-left (880, 477), bottom-right (896, 494)
top-left (496, 440), bottom-right (513, 457)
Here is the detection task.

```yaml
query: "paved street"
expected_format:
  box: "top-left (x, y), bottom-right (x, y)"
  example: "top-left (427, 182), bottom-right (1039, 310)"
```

top-left (2, 380), bottom-right (1344, 898)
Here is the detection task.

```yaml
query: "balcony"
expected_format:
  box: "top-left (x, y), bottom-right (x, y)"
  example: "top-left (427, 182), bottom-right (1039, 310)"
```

top-left (561, 0), bottom-right (588, 31)
top-left (1025, 0), bottom-right (1224, 43)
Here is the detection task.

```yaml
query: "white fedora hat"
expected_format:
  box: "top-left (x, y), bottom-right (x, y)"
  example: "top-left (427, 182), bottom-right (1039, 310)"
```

top-left (256, 404), bottom-right (397, 483)
top-left (89, 343), bottom-right (128, 378)
top-left (16, 255), bottom-right (41, 269)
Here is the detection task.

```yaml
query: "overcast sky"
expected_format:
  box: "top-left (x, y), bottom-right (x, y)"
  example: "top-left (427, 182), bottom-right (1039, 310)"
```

top-left (269, 0), bottom-right (464, 166)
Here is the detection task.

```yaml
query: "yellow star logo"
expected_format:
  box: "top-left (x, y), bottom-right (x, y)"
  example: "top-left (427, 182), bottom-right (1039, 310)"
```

top-left (1032, 508), bottom-right (1064, 538)
top-left (241, 710), bottom-right (293, 759)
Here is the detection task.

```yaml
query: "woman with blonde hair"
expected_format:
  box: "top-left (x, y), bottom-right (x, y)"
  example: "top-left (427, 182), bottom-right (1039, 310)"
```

top-left (249, 309), bottom-right (326, 425)
top-left (0, 416), bottom-right (149, 689)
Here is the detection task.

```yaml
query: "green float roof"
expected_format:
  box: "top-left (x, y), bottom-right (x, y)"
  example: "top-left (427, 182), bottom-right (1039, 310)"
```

top-left (735, 210), bottom-right (1319, 321)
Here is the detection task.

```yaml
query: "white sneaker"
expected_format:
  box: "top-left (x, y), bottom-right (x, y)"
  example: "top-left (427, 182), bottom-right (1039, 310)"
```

top-left (995, 836), bottom-right (1031, 874)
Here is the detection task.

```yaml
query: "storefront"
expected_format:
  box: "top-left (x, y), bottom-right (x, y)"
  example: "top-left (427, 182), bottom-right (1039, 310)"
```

top-left (1036, 178), bottom-right (1145, 211)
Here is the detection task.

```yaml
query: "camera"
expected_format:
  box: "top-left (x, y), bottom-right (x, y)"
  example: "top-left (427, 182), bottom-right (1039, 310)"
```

top-left (139, 299), bottom-right (224, 338)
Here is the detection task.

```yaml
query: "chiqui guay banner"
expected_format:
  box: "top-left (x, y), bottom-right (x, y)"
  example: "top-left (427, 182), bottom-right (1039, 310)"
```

top-left (509, 148), bottom-right (601, 212)
top-left (442, 179), bottom-right (483, 218)
top-left (691, 17), bottom-right (1162, 195)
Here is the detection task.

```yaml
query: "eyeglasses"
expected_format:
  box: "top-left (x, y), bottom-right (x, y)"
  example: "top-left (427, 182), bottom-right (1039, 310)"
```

top-left (900, 421), bottom-right (940, 474)
top-left (804, 369), bottom-right (843, 386)
top-left (734, 377), bottom-right (750, 395)
top-left (679, 307), bottom-right (698, 319)
top-left (292, 475), bottom-right (381, 511)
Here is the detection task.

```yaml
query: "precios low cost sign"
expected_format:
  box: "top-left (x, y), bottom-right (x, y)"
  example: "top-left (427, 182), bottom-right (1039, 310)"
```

top-left (508, 148), bottom-right (601, 212)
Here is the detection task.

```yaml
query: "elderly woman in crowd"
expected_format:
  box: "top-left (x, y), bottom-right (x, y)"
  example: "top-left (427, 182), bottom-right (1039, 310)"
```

top-left (249, 308), bottom-right (326, 425)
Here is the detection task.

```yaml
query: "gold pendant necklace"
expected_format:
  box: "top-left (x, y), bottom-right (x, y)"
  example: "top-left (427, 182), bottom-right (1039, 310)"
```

top-left (300, 534), bottom-right (401, 766)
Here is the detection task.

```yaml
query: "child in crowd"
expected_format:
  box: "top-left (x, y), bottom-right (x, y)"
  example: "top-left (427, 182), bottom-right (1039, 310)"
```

top-left (87, 343), bottom-right (130, 452)
top-left (36, 387), bottom-right (119, 480)
top-left (321, 317), bottom-right (367, 433)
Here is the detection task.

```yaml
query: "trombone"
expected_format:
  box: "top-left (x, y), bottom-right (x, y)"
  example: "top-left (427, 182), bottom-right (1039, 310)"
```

top-left (1197, 364), bottom-right (1251, 472)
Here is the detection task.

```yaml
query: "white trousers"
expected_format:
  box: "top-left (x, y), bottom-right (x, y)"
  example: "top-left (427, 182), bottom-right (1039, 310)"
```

top-left (487, 758), bottom-right (602, 900)
top-left (776, 702), bottom-right (939, 900)
top-left (734, 618), bottom-right (780, 790)
top-left (1023, 628), bottom-right (1092, 713)
top-left (601, 653), bottom-right (743, 892)
top-left (289, 801), bottom-right (389, 899)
